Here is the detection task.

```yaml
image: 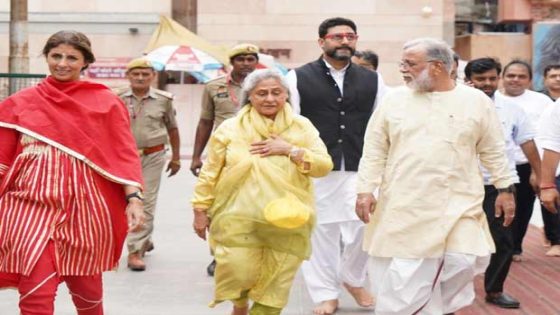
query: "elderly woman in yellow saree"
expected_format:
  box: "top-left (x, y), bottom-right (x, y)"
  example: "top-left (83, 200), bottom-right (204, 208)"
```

top-left (191, 69), bottom-right (333, 315)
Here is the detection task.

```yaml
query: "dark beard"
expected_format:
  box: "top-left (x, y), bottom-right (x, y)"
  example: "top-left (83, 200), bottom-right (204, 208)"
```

top-left (325, 47), bottom-right (355, 61)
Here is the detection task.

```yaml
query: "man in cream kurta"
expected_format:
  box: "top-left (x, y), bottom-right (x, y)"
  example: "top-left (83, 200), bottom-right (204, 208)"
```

top-left (355, 38), bottom-right (515, 315)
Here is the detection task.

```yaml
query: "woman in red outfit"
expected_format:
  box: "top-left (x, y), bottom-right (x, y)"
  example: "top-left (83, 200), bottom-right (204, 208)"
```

top-left (0, 31), bottom-right (145, 315)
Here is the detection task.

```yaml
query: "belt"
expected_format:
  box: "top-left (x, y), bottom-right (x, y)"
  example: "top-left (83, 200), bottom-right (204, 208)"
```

top-left (138, 144), bottom-right (165, 156)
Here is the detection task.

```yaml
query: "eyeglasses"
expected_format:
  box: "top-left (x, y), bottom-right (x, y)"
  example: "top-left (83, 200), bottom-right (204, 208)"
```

top-left (233, 55), bottom-right (258, 63)
top-left (323, 33), bottom-right (359, 42)
top-left (399, 59), bottom-right (439, 69)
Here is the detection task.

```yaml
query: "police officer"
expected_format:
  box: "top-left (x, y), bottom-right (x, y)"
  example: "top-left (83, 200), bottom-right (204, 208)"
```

top-left (118, 58), bottom-right (181, 271)
top-left (190, 44), bottom-right (259, 276)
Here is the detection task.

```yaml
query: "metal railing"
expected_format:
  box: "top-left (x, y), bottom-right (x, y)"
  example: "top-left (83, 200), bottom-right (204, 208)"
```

top-left (0, 73), bottom-right (46, 101)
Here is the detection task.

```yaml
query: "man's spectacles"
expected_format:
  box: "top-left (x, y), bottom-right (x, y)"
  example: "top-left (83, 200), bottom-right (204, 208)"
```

top-left (399, 59), bottom-right (439, 69)
top-left (323, 33), bottom-right (359, 42)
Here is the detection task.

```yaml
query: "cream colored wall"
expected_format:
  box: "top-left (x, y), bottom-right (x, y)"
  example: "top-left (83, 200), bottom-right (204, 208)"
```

top-left (0, 33), bottom-right (157, 77)
top-left (454, 33), bottom-right (532, 64)
top-left (0, 0), bottom-right (170, 13)
top-left (0, 0), bottom-right (171, 74)
top-left (0, 0), bottom-right (449, 153)
top-left (2, 0), bottom-right (448, 85)
top-left (198, 0), bottom-right (447, 86)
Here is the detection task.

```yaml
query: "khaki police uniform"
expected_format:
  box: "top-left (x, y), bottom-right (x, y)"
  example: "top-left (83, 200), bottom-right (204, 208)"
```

top-left (200, 43), bottom-right (257, 128)
top-left (118, 87), bottom-right (178, 254)
top-left (201, 74), bottom-right (243, 128)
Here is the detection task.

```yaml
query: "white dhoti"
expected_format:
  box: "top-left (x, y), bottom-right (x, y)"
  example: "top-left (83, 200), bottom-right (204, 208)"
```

top-left (370, 252), bottom-right (490, 315)
top-left (301, 171), bottom-right (369, 303)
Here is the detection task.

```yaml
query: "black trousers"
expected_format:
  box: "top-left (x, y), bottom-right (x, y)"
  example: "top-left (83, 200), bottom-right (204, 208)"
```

top-left (543, 177), bottom-right (560, 246)
top-left (512, 163), bottom-right (536, 254)
top-left (483, 185), bottom-right (514, 294)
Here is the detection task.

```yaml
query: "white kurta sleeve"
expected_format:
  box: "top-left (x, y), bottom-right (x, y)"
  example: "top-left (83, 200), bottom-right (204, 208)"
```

top-left (356, 98), bottom-right (390, 193)
top-left (285, 70), bottom-right (301, 114)
top-left (373, 72), bottom-right (388, 110)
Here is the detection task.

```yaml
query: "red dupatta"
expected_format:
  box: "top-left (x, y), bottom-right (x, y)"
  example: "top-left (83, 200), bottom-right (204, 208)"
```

top-left (0, 76), bottom-right (142, 187)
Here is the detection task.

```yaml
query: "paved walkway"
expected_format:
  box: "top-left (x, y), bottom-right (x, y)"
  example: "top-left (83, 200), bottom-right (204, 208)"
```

top-left (1, 162), bottom-right (558, 314)
top-left (0, 165), bottom-right (370, 315)
top-left (458, 225), bottom-right (560, 315)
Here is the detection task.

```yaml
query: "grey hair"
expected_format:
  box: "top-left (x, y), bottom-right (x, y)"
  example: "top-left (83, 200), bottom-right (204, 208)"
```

top-left (239, 69), bottom-right (290, 105)
top-left (403, 38), bottom-right (455, 74)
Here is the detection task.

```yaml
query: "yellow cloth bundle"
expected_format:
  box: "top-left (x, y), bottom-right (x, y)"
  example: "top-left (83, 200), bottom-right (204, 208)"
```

top-left (263, 192), bottom-right (311, 229)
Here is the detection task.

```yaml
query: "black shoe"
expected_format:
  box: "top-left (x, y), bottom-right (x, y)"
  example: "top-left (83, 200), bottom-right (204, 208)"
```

top-left (207, 259), bottom-right (216, 277)
top-left (485, 293), bottom-right (520, 309)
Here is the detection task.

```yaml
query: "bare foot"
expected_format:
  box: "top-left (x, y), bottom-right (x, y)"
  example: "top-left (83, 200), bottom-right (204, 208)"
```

top-left (231, 305), bottom-right (248, 315)
top-left (343, 283), bottom-right (375, 307)
top-left (545, 245), bottom-right (560, 257)
top-left (313, 299), bottom-right (338, 315)
top-left (512, 254), bottom-right (523, 262)
top-left (542, 228), bottom-right (551, 247)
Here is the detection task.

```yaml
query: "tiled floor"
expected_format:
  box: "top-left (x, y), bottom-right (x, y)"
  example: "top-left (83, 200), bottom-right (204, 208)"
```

top-left (1, 167), bottom-right (558, 314)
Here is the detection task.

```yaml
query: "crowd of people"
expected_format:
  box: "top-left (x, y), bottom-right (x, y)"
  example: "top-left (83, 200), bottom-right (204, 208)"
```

top-left (0, 15), bottom-right (559, 315)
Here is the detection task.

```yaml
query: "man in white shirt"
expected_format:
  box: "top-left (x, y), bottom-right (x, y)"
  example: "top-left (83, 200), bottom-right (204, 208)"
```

top-left (495, 60), bottom-right (555, 261)
top-left (537, 98), bottom-right (560, 257)
top-left (465, 57), bottom-right (541, 309)
top-left (356, 38), bottom-right (515, 315)
top-left (286, 17), bottom-right (387, 315)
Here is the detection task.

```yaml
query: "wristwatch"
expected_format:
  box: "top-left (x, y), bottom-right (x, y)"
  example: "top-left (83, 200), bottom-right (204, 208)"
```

top-left (289, 146), bottom-right (302, 158)
top-left (126, 191), bottom-right (145, 202)
top-left (497, 185), bottom-right (516, 194)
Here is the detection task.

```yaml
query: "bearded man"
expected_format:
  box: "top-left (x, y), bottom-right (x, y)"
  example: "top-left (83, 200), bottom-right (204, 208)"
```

top-left (355, 38), bottom-right (515, 315)
top-left (286, 16), bottom-right (387, 315)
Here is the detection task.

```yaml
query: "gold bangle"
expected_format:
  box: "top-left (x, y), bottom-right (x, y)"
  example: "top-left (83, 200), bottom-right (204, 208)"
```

top-left (170, 160), bottom-right (181, 166)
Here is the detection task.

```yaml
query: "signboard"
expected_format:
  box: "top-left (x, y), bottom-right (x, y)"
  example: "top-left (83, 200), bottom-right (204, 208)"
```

top-left (85, 57), bottom-right (132, 79)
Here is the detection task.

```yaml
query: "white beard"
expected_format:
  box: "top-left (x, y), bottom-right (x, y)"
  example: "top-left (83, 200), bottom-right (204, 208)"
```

top-left (406, 68), bottom-right (433, 92)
